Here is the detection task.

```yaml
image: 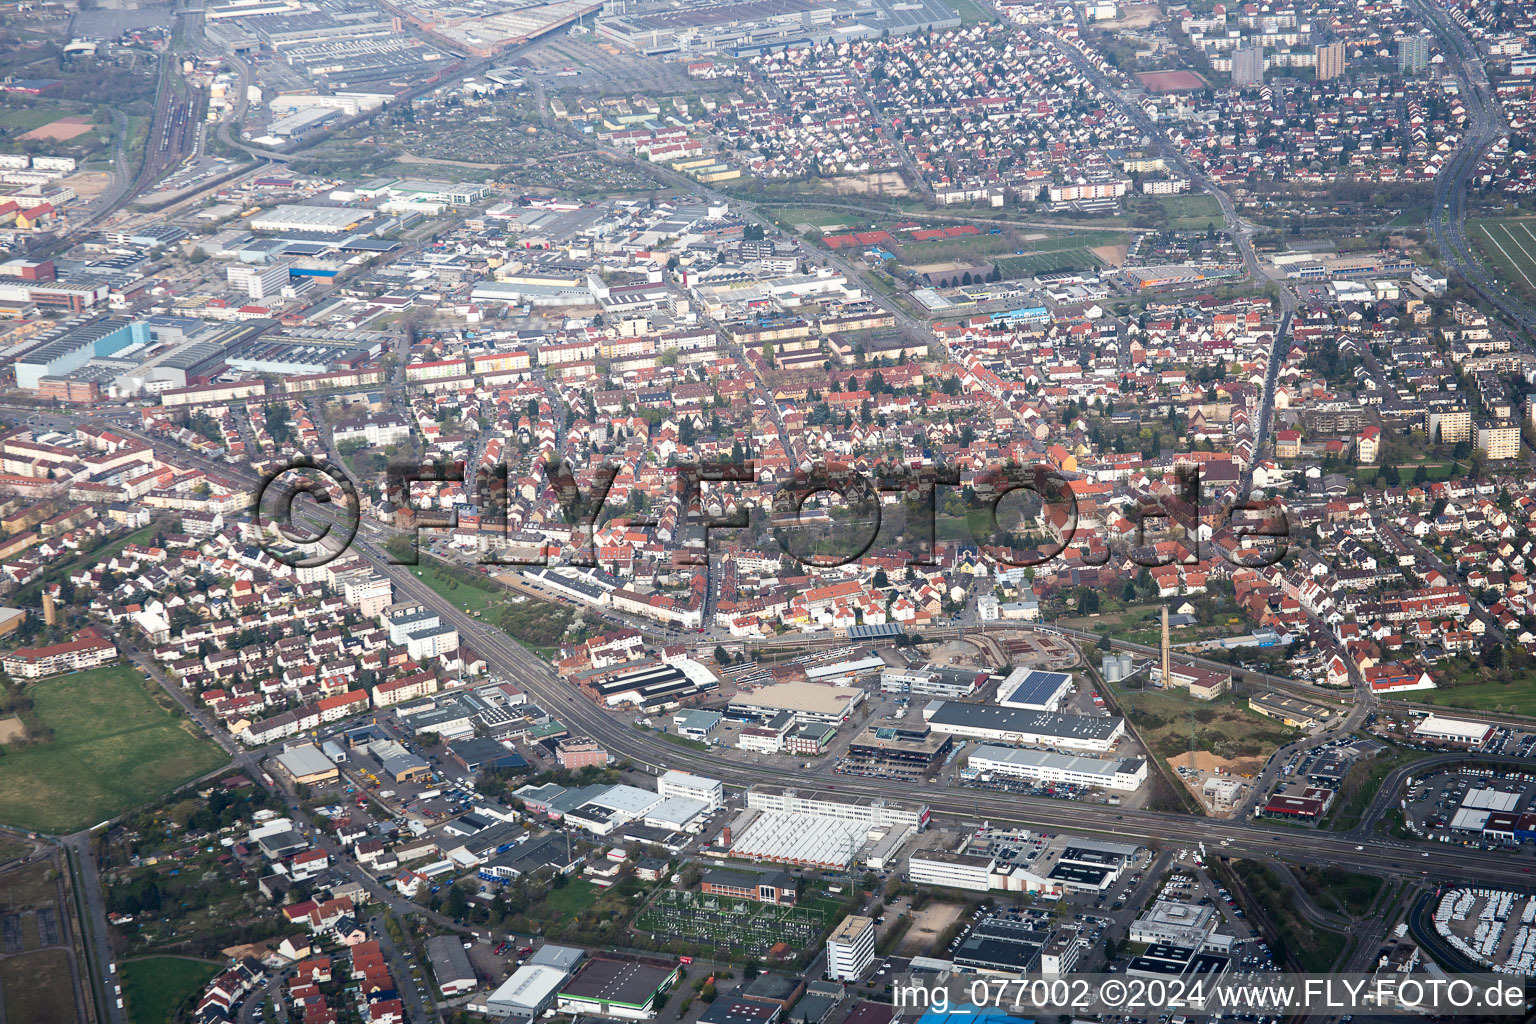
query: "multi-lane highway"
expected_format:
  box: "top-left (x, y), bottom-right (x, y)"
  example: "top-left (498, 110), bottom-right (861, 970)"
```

top-left (1409, 0), bottom-right (1536, 339)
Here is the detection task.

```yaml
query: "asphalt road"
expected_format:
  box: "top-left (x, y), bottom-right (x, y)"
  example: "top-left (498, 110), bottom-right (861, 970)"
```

top-left (1409, 0), bottom-right (1536, 339)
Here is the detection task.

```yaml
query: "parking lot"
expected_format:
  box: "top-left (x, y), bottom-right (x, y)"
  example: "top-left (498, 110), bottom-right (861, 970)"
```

top-left (1402, 767), bottom-right (1536, 852)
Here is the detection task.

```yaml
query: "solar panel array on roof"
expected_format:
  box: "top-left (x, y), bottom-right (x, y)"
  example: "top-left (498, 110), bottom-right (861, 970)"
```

top-left (339, 237), bottom-right (401, 252)
top-left (997, 668), bottom-right (1072, 710)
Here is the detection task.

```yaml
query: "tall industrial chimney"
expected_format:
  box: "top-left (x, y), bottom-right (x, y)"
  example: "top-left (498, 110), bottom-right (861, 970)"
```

top-left (1160, 605), bottom-right (1171, 687)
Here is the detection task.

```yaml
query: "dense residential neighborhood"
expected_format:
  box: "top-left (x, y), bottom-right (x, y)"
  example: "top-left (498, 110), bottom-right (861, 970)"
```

top-left (2, 0), bottom-right (1536, 1021)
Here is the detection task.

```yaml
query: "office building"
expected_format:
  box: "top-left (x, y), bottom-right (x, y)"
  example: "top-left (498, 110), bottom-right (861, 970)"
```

top-left (826, 916), bottom-right (876, 981)
top-left (965, 745), bottom-right (1147, 792)
top-left (227, 261), bottom-right (292, 299)
top-left (657, 769), bottom-right (723, 810)
top-left (556, 736), bottom-right (608, 770)
top-left (921, 701), bottom-right (1126, 753)
top-left (908, 849), bottom-right (995, 892)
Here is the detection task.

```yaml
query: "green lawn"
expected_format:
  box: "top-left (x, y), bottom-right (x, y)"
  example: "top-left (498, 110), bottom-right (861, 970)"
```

top-left (1159, 194), bottom-right (1224, 231)
top-left (409, 561), bottom-right (503, 616)
top-left (541, 879), bottom-right (600, 923)
top-left (995, 248), bottom-right (1104, 278)
top-left (0, 106), bottom-right (69, 132)
top-left (0, 665), bottom-right (228, 833)
top-left (943, 0), bottom-right (992, 23)
top-left (1296, 866), bottom-right (1383, 919)
top-left (1399, 679), bottom-right (1536, 717)
top-left (120, 957), bottom-right (220, 1024)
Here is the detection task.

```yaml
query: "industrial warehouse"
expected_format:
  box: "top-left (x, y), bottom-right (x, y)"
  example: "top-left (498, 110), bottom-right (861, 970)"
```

top-left (706, 785), bottom-right (930, 869)
top-left (921, 701), bottom-right (1127, 753)
top-left (727, 681), bottom-right (865, 725)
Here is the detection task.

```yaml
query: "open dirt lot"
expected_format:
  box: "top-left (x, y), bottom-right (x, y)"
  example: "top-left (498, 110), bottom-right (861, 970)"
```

top-left (19, 116), bottom-right (93, 141)
top-left (0, 718), bottom-right (26, 744)
top-left (1169, 750), bottom-right (1265, 775)
top-left (61, 171), bottom-right (109, 201)
top-left (823, 172), bottom-right (912, 196)
top-left (1091, 243), bottom-right (1130, 267)
top-left (897, 901), bottom-right (966, 956)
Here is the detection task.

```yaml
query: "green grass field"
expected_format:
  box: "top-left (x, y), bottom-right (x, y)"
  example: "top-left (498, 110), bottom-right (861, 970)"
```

top-left (1400, 680), bottom-right (1536, 717)
top-left (0, 106), bottom-right (69, 132)
top-left (1296, 866), bottom-right (1383, 919)
top-left (120, 958), bottom-right (220, 1024)
top-left (541, 879), bottom-right (600, 923)
top-left (1159, 194), bottom-right (1224, 231)
top-left (0, 665), bottom-right (227, 833)
top-left (944, 0), bottom-right (992, 23)
top-left (1470, 218), bottom-right (1536, 302)
top-left (409, 561), bottom-right (503, 616)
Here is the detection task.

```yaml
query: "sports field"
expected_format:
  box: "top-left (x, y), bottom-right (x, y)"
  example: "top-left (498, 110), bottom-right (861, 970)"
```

top-left (0, 665), bottom-right (227, 833)
top-left (1470, 218), bottom-right (1536, 299)
top-left (995, 248), bottom-right (1104, 278)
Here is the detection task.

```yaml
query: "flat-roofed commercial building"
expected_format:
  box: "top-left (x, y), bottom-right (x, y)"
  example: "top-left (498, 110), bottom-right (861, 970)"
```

top-left (826, 915), bottom-right (875, 981)
top-left (746, 785), bottom-right (929, 830)
top-left (275, 742), bottom-right (340, 786)
top-left (879, 666), bottom-right (985, 698)
top-left (248, 204), bottom-right (373, 234)
top-left (728, 681), bottom-right (864, 724)
top-left (556, 955), bottom-right (680, 1020)
top-left (1247, 691), bottom-right (1335, 729)
top-left (846, 724), bottom-right (952, 770)
top-left (657, 769), bottom-right (723, 810)
top-left (922, 701), bottom-right (1125, 753)
top-left (953, 916), bottom-right (1047, 975)
top-left (1412, 714), bottom-right (1493, 746)
top-left (908, 849), bottom-right (995, 892)
top-left (995, 669), bottom-right (1072, 711)
top-left (965, 745), bottom-right (1146, 792)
